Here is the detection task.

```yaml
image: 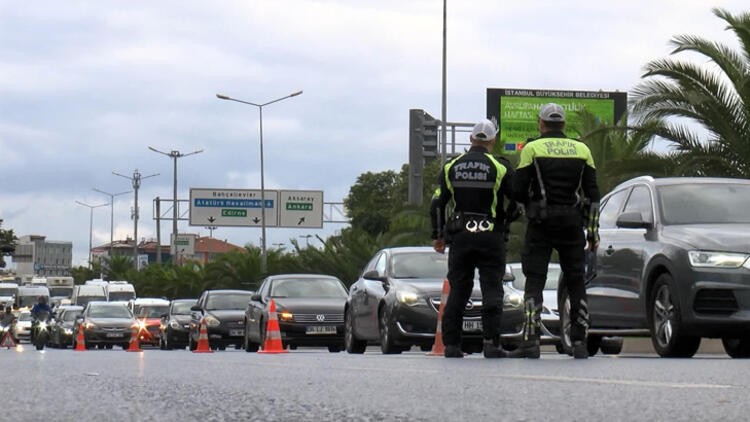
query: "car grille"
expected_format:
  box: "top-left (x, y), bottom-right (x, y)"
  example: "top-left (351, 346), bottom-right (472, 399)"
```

top-left (693, 289), bottom-right (739, 315)
top-left (293, 313), bottom-right (344, 323)
top-left (429, 297), bottom-right (483, 318)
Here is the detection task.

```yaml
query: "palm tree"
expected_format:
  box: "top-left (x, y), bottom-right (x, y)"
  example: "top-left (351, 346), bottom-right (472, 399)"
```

top-left (576, 110), bottom-right (682, 193)
top-left (630, 8), bottom-right (750, 178)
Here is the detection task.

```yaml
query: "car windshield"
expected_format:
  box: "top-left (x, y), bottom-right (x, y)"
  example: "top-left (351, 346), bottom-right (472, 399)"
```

top-left (270, 279), bottom-right (347, 298)
top-left (0, 288), bottom-right (16, 296)
top-left (171, 301), bottom-right (195, 314)
top-left (391, 252), bottom-right (448, 279)
top-left (61, 311), bottom-right (79, 322)
top-left (510, 266), bottom-right (561, 291)
top-left (18, 313), bottom-right (32, 322)
top-left (136, 305), bottom-right (169, 318)
top-left (109, 292), bottom-right (136, 302)
top-left (659, 183), bottom-right (750, 225)
top-left (88, 305), bottom-right (132, 319)
top-left (49, 287), bottom-right (73, 297)
top-left (205, 294), bottom-right (252, 310)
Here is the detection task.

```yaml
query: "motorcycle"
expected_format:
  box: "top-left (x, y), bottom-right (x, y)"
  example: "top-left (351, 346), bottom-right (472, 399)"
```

top-left (31, 311), bottom-right (51, 351)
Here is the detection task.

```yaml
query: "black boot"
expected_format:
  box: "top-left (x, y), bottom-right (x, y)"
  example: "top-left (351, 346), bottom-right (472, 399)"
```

top-left (519, 298), bottom-right (541, 359)
top-left (572, 340), bottom-right (588, 359)
top-left (444, 344), bottom-right (463, 358)
top-left (483, 339), bottom-right (507, 358)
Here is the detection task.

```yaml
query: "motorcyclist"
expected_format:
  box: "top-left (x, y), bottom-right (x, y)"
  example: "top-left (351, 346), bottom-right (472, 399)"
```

top-left (1, 305), bottom-right (16, 340)
top-left (30, 296), bottom-right (52, 342)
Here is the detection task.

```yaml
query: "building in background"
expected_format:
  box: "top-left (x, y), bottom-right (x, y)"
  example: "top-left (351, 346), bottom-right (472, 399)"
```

top-left (13, 235), bottom-right (73, 276)
top-left (90, 236), bottom-right (244, 266)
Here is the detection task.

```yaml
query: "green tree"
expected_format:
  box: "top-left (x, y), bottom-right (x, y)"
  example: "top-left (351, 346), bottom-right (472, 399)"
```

top-left (344, 170), bottom-right (404, 236)
top-left (0, 220), bottom-right (16, 268)
top-left (576, 110), bottom-right (681, 193)
top-left (103, 255), bottom-right (134, 281)
top-left (631, 8), bottom-right (750, 177)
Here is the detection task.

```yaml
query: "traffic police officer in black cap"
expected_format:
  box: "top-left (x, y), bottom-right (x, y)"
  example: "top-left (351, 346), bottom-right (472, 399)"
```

top-left (512, 103), bottom-right (600, 359)
top-left (430, 119), bottom-right (517, 358)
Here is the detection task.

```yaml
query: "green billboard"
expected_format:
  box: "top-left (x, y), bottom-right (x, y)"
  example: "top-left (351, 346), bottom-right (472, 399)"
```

top-left (486, 88), bottom-right (627, 153)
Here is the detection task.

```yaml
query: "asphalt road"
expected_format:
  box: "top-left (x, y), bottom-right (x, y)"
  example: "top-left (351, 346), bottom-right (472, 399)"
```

top-left (2, 344), bottom-right (746, 421)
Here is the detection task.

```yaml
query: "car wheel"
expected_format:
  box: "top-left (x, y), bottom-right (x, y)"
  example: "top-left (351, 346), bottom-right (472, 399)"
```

top-left (558, 289), bottom-right (573, 355)
top-left (327, 345), bottom-right (342, 353)
top-left (378, 308), bottom-right (401, 354)
top-left (243, 324), bottom-right (259, 353)
top-left (600, 337), bottom-right (624, 355)
top-left (555, 343), bottom-right (566, 354)
top-left (189, 334), bottom-right (197, 351)
top-left (344, 309), bottom-right (366, 354)
top-left (649, 274), bottom-right (701, 357)
top-left (722, 337), bottom-right (750, 358)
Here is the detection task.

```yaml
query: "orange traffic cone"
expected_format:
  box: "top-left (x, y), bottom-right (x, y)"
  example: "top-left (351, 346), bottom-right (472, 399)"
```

top-left (0, 331), bottom-right (17, 349)
top-left (74, 326), bottom-right (86, 352)
top-left (427, 278), bottom-right (450, 356)
top-left (126, 325), bottom-right (142, 352)
top-left (258, 299), bottom-right (288, 354)
top-left (192, 317), bottom-right (213, 353)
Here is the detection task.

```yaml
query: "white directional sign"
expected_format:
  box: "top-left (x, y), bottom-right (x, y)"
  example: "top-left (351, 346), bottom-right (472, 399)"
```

top-left (278, 190), bottom-right (324, 228)
top-left (189, 188), bottom-right (278, 227)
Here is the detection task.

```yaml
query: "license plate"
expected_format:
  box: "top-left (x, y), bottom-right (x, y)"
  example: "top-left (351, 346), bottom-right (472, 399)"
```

top-left (306, 326), bottom-right (336, 335)
top-left (106, 332), bottom-right (123, 338)
top-left (462, 320), bottom-right (482, 332)
top-left (229, 329), bottom-right (243, 337)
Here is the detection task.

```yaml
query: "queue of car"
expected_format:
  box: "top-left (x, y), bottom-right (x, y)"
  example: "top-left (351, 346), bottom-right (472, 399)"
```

top-left (9, 176), bottom-right (750, 359)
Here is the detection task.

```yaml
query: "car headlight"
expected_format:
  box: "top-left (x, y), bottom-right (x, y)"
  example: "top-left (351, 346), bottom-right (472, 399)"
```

top-left (83, 321), bottom-right (97, 330)
top-left (63, 328), bottom-right (73, 335)
top-left (204, 315), bottom-right (221, 327)
top-left (504, 292), bottom-right (523, 308)
top-left (688, 251), bottom-right (749, 268)
top-left (170, 320), bottom-right (181, 329)
top-left (396, 288), bottom-right (421, 306)
top-left (278, 311), bottom-right (293, 322)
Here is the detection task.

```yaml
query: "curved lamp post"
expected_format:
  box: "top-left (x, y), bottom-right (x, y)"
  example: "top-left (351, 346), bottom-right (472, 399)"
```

top-left (216, 90), bottom-right (303, 273)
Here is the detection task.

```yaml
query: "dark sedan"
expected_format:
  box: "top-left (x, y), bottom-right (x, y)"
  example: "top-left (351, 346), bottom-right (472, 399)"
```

top-left (159, 299), bottom-right (197, 350)
top-left (49, 305), bottom-right (83, 348)
top-left (345, 246), bottom-right (524, 354)
top-left (559, 176), bottom-right (750, 358)
top-left (189, 289), bottom-right (254, 351)
top-left (73, 301), bottom-right (137, 350)
top-left (243, 274), bottom-right (348, 353)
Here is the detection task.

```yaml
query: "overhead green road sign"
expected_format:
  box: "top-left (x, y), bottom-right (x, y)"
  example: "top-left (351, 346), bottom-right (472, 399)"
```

top-left (279, 190), bottom-right (323, 228)
top-left (190, 188), bottom-right (278, 227)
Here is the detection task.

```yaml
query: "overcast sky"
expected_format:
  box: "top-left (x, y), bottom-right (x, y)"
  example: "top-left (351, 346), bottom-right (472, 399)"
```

top-left (1, 1), bottom-right (747, 267)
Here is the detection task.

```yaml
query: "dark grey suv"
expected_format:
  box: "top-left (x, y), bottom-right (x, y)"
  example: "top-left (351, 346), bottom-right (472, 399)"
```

top-left (559, 176), bottom-right (750, 358)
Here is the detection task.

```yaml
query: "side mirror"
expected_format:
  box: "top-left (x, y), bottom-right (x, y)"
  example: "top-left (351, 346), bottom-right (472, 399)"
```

top-left (251, 293), bottom-right (262, 302)
top-left (160, 313), bottom-right (168, 319)
top-left (190, 305), bottom-right (202, 312)
top-left (363, 270), bottom-right (384, 281)
top-left (616, 212), bottom-right (653, 229)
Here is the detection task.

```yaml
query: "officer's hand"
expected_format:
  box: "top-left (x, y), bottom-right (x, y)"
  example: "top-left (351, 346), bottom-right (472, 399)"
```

top-left (433, 239), bottom-right (446, 254)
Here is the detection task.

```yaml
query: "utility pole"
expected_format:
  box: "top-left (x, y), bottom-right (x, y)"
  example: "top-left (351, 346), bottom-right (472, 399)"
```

top-left (114, 169), bottom-right (159, 267)
top-left (148, 146), bottom-right (203, 263)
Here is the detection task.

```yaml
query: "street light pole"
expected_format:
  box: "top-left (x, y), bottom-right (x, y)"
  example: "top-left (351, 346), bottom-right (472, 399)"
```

top-left (148, 146), bottom-right (203, 262)
top-left (216, 90), bottom-right (303, 274)
top-left (75, 200), bottom-right (108, 269)
top-left (114, 169), bottom-right (159, 267)
top-left (92, 188), bottom-right (131, 259)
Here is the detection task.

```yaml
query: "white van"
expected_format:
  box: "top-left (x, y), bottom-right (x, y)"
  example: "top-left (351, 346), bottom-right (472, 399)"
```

top-left (106, 281), bottom-right (136, 302)
top-left (15, 285), bottom-right (50, 309)
top-left (0, 282), bottom-right (19, 307)
top-left (71, 285), bottom-right (107, 307)
top-left (47, 276), bottom-right (75, 306)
